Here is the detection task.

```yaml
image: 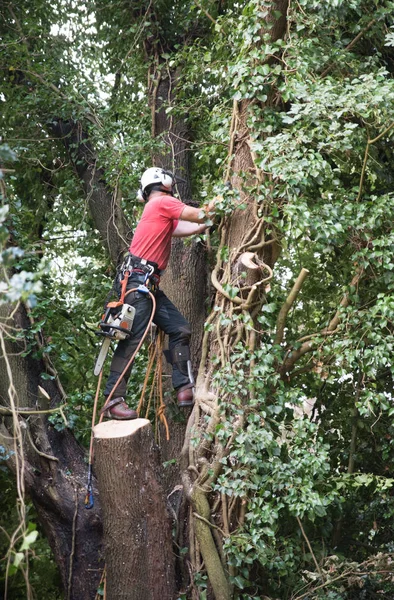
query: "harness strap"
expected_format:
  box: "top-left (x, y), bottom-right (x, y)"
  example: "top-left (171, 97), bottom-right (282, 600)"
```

top-left (132, 269), bottom-right (161, 286)
top-left (128, 253), bottom-right (161, 275)
top-left (119, 270), bottom-right (130, 304)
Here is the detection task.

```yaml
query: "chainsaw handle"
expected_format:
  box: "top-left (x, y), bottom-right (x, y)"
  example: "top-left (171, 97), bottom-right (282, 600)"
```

top-left (96, 324), bottom-right (131, 337)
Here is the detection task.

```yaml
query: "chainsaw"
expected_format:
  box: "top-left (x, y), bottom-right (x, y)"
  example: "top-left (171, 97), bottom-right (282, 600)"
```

top-left (94, 302), bottom-right (136, 376)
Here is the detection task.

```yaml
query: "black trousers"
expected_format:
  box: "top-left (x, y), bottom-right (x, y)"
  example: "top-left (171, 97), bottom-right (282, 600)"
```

top-left (104, 275), bottom-right (191, 398)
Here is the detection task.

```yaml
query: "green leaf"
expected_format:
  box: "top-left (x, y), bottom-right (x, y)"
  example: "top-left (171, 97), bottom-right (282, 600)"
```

top-left (20, 530), bottom-right (38, 551)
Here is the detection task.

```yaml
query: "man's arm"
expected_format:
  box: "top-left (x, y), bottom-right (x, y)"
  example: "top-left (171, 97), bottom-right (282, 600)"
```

top-left (172, 221), bottom-right (207, 238)
top-left (179, 199), bottom-right (216, 224)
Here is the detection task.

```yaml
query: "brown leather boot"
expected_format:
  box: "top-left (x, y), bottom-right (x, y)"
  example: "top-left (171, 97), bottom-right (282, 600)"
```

top-left (177, 385), bottom-right (194, 407)
top-left (102, 397), bottom-right (138, 420)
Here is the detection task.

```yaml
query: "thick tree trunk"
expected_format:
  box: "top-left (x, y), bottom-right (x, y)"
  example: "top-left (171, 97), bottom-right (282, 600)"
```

top-left (93, 419), bottom-right (175, 600)
top-left (180, 4), bottom-right (290, 597)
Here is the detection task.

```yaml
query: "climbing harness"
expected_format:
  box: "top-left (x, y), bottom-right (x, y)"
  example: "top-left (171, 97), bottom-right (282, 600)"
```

top-left (85, 256), bottom-right (167, 509)
top-left (93, 256), bottom-right (157, 375)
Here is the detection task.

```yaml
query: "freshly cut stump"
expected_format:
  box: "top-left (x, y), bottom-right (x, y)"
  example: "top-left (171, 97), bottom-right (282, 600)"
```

top-left (93, 419), bottom-right (175, 600)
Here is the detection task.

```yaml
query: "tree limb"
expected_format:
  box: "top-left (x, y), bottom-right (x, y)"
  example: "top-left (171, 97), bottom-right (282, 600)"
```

top-left (281, 270), bottom-right (362, 376)
top-left (274, 268), bottom-right (309, 345)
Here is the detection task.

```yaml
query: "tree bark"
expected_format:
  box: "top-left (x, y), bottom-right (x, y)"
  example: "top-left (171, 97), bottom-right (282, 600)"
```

top-left (93, 419), bottom-right (175, 600)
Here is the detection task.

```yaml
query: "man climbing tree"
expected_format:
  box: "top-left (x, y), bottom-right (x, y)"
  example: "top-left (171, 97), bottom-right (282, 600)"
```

top-left (101, 167), bottom-right (216, 419)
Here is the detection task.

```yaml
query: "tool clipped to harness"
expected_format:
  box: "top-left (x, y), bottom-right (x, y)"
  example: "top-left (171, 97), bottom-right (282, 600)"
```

top-left (93, 265), bottom-right (136, 377)
top-left (94, 303), bottom-right (136, 376)
top-left (137, 264), bottom-right (155, 295)
top-left (97, 302), bottom-right (136, 340)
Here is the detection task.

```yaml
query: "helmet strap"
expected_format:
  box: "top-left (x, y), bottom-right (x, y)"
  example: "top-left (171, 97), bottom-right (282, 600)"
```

top-left (144, 183), bottom-right (173, 201)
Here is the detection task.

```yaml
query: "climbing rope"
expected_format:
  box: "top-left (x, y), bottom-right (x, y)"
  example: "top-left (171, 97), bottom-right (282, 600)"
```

top-left (137, 329), bottom-right (169, 441)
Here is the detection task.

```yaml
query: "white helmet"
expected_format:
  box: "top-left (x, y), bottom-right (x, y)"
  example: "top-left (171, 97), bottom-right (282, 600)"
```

top-left (138, 167), bottom-right (175, 201)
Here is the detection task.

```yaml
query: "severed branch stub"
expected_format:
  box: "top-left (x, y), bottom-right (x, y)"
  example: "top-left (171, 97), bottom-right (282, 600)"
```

top-left (93, 418), bottom-right (175, 600)
top-left (239, 251), bottom-right (260, 270)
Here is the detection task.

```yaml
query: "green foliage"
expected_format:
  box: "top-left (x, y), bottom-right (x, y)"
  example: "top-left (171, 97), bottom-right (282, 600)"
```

top-left (0, 467), bottom-right (61, 599)
top-left (0, 148), bottom-right (44, 306)
top-left (2, 0), bottom-right (394, 598)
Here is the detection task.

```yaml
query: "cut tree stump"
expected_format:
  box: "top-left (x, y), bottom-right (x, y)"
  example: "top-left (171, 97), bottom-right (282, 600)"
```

top-left (93, 419), bottom-right (175, 600)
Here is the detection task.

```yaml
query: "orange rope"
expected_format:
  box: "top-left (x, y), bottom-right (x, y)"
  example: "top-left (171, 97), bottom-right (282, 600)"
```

top-left (144, 373), bottom-right (155, 419)
top-left (119, 270), bottom-right (129, 304)
top-left (155, 332), bottom-right (169, 441)
top-left (137, 329), bottom-right (170, 441)
top-left (137, 338), bottom-right (157, 415)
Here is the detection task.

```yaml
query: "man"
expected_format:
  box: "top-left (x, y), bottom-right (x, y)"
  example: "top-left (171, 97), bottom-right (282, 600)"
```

top-left (102, 167), bottom-right (215, 420)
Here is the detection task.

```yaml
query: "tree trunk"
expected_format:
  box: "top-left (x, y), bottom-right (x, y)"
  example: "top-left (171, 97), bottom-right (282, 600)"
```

top-left (93, 419), bottom-right (175, 600)
top-left (180, 3), bottom-right (289, 597)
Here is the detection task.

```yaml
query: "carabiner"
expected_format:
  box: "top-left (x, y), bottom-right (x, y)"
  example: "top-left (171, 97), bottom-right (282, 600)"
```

top-left (144, 265), bottom-right (155, 284)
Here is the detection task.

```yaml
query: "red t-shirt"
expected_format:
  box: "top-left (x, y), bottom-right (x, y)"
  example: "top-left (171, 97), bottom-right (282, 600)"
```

top-left (129, 194), bottom-right (185, 270)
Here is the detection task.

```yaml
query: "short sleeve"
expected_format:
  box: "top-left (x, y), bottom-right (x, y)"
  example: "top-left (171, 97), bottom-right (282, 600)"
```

top-left (160, 195), bottom-right (185, 220)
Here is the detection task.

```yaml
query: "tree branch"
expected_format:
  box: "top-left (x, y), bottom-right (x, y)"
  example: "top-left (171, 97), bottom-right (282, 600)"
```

top-left (321, 19), bottom-right (376, 77)
top-left (274, 268), bottom-right (309, 345)
top-left (281, 270), bottom-right (362, 376)
top-left (191, 488), bottom-right (230, 600)
top-left (356, 120), bottom-right (394, 202)
top-left (296, 516), bottom-right (325, 582)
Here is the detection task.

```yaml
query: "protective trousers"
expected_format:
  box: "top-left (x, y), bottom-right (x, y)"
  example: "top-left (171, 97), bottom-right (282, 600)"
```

top-left (104, 275), bottom-right (192, 399)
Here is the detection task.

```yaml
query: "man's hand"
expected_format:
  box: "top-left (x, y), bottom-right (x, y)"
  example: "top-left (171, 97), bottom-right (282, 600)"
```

top-left (206, 195), bottom-right (222, 216)
top-left (179, 196), bottom-right (219, 224)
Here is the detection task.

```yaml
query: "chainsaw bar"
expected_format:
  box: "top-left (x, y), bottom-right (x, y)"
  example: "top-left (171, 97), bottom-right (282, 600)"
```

top-left (94, 337), bottom-right (111, 376)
